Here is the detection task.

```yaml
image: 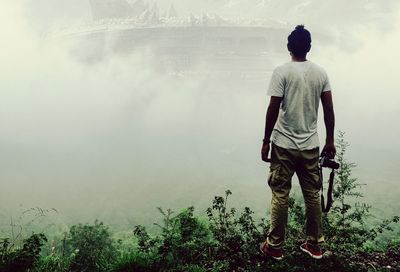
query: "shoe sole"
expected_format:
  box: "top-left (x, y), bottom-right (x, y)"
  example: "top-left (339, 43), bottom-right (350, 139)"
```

top-left (300, 245), bottom-right (323, 260)
top-left (259, 242), bottom-right (283, 261)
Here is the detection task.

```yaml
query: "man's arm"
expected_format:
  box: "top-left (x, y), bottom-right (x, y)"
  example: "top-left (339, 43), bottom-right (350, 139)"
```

top-left (321, 91), bottom-right (336, 158)
top-left (261, 96), bottom-right (282, 162)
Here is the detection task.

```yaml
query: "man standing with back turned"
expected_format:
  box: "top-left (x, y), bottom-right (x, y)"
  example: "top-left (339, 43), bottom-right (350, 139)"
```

top-left (260, 25), bottom-right (336, 260)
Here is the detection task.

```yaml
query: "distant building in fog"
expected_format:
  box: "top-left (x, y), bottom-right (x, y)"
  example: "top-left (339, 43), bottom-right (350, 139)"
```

top-left (53, 0), bottom-right (308, 77)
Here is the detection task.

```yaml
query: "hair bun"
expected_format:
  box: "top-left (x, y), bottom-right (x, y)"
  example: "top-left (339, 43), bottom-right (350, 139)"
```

top-left (295, 25), bottom-right (305, 31)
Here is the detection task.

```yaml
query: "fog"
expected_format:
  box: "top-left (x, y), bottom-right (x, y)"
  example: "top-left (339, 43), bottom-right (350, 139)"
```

top-left (1, 1), bottom-right (400, 232)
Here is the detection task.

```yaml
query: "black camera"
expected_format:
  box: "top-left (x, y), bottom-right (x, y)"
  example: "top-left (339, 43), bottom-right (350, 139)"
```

top-left (319, 155), bottom-right (339, 169)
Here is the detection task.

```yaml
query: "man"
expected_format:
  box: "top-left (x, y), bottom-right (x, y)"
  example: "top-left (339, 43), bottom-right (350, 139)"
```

top-left (259, 25), bottom-right (336, 260)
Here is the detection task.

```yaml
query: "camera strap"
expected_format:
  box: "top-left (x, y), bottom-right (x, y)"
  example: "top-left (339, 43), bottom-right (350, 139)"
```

top-left (320, 167), bottom-right (335, 213)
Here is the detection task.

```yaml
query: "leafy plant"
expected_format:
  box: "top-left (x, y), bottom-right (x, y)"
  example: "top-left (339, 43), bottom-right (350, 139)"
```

top-left (323, 131), bottom-right (399, 253)
top-left (66, 220), bottom-right (116, 271)
top-left (206, 190), bottom-right (267, 270)
top-left (0, 233), bottom-right (47, 272)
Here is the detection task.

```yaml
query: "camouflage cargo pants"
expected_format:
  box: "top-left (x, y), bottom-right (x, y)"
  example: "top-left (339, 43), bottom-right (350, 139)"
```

top-left (266, 143), bottom-right (325, 249)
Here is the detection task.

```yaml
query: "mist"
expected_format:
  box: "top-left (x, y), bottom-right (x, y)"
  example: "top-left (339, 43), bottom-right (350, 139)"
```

top-left (1, 1), bottom-right (400, 232)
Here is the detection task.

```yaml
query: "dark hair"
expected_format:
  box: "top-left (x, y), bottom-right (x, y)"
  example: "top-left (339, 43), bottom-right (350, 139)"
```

top-left (287, 25), bottom-right (311, 58)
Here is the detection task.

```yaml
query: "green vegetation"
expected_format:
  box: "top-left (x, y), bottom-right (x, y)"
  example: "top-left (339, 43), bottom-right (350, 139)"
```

top-left (1, 133), bottom-right (399, 271)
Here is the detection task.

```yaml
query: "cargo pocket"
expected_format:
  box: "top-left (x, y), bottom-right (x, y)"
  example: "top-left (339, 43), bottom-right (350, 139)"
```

top-left (267, 163), bottom-right (282, 189)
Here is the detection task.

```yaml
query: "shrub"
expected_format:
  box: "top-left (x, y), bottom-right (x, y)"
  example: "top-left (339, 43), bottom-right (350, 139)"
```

top-left (35, 253), bottom-right (73, 272)
top-left (66, 220), bottom-right (116, 271)
top-left (138, 206), bottom-right (214, 271)
top-left (205, 190), bottom-right (267, 270)
top-left (323, 131), bottom-right (399, 253)
top-left (0, 233), bottom-right (47, 272)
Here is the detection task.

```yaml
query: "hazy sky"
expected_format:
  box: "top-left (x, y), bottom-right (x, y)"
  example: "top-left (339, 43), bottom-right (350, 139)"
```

top-left (1, 1), bottom-right (400, 229)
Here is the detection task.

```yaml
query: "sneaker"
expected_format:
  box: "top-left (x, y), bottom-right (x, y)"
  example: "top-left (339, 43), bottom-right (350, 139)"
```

top-left (259, 241), bottom-right (284, 260)
top-left (300, 241), bottom-right (324, 259)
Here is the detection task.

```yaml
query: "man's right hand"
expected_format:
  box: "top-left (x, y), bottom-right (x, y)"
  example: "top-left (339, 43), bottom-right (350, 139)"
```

top-left (322, 142), bottom-right (336, 159)
top-left (261, 142), bottom-right (270, 162)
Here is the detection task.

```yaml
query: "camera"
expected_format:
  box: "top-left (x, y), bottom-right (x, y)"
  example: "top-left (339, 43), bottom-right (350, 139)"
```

top-left (319, 155), bottom-right (339, 169)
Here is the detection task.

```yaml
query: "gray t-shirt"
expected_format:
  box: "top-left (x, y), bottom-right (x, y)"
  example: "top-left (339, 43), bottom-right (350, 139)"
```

top-left (267, 60), bottom-right (331, 150)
